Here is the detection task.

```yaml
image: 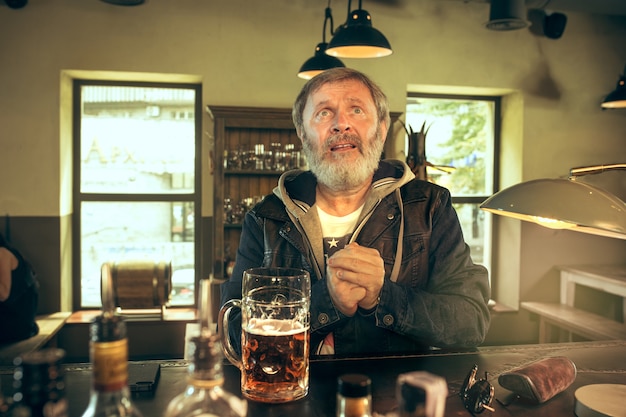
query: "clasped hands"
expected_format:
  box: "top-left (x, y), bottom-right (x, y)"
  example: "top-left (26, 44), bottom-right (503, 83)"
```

top-left (326, 242), bottom-right (385, 316)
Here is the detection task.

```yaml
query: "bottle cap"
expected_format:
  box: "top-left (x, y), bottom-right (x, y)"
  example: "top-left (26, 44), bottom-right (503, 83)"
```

top-left (338, 374), bottom-right (371, 398)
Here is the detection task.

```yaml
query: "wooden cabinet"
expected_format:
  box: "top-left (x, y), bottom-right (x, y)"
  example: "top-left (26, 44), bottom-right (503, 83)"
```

top-left (208, 105), bottom-right (403, 281)
top-left (208, 106), bottom-right (300, 280)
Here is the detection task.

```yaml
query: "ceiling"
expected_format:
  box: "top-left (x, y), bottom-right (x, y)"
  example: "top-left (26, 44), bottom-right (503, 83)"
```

top-left (450, 0), bottom-right (626, 16)
top-left (4, 0), bottom-right (626, 16)
top-left (367, 0), bottom-right (626, 17)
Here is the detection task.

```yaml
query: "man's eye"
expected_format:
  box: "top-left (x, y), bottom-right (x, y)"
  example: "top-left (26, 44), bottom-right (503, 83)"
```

top-left (353, 107), bottom-right (363, 114)
top-left (318, 110), bottom-right (331, 118)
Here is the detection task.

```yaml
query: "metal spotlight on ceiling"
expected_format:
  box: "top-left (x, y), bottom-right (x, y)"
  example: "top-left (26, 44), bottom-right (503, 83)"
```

top-left (485, 0), bottom-right (529, 31)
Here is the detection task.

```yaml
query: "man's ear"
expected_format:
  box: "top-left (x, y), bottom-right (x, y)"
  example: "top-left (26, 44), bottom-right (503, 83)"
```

top-left (296, 128), bottom-right (305, 144)
top-left (379, 120), bottom-right (389, 143)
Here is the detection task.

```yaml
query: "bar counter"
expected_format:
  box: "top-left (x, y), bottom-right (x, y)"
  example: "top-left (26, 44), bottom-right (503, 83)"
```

top-left (1, 340), bottom-right (625, 416)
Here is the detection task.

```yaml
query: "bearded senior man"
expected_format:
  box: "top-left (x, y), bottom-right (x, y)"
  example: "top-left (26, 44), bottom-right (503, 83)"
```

top-left (220, 67), bottom-right (490, 355)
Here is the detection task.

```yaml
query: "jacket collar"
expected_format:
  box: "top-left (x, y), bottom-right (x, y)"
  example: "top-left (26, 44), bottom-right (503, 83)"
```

top-left (273, 159), bottom-right (415, 211)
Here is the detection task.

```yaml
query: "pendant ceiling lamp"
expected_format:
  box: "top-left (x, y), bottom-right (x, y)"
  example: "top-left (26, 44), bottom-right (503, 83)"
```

top-left (100, 0), bottom-right (145, 5)
top-left (326, 0), bottom-right (392, 58)
top-left (485, 0), bottom-right (529, 31)
top-left (5, 0), bottom-right (27, 8)
top-left (480, 164), bottom-right (626, 240)
top-left (601, 65), bottom-right (626, 109)
top-left (298, 3), bottom-right (346, 80)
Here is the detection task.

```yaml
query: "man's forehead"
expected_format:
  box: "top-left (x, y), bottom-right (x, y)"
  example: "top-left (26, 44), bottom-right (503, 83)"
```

top-left (307, 80), bottom-right (374, 106)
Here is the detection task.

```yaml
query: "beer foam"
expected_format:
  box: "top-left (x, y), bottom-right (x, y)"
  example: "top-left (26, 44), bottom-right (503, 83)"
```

top-left (247, 318), bottom-right (308, 336)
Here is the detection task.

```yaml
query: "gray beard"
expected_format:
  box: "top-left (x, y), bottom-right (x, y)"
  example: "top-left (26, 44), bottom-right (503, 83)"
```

top-left (302, 129), bottom-right (384, 192)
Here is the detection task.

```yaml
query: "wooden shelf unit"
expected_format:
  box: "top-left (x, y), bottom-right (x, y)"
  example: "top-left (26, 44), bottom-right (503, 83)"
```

top-left (208, 106), bottom-right (299, 280)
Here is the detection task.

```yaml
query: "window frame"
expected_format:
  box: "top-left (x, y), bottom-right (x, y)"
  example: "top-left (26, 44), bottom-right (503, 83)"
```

top-left (71, 79), bottom-right (202, 310)
top-left (406, 92), bottom-right (501, 281)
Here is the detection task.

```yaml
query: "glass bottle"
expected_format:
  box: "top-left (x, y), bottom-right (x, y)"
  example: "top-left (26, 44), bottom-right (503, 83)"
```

top-left (0, 376), bottom-right (10, 417)
top-left (11, 348), bottom-right (68, 417)
top-left (163, 333), bottom-right (247, 417)
top-left (396, 371), bottom-right (447, 417)
top-left (80, 312), bottom-right (142, 417)
top-left (336, 374), bottom-right (372, 417)
top-left (80, 262), bottom-right (141, 417)
top-left (165, 277), bottom-right (246, 417)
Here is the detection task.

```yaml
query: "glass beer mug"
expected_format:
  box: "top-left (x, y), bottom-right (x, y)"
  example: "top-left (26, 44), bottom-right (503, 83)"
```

top-left (218, 267), bottom-right (311, 403)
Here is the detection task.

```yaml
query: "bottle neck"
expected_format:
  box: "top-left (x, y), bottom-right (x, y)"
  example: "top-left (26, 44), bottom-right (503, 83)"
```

top-left (186, 334), bottom-right (225, 384)
top-left (186, 376), bottom-right (224, 390)
top-left (84, 387), bottom-right (135, 416)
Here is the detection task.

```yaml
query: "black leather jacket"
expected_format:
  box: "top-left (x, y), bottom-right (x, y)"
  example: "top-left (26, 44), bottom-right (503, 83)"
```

top-left (221, 160), bottom-right (491, 356)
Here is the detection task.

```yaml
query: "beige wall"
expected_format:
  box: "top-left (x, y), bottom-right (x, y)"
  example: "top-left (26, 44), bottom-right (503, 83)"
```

top-left (1, 0), bottom-right (625, 344)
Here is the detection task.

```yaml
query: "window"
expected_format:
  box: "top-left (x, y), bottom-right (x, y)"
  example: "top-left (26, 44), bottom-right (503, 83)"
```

top-left (405, 93), bottom-right (500, 279)
top-left (73, 81), bottom-right (201, 309)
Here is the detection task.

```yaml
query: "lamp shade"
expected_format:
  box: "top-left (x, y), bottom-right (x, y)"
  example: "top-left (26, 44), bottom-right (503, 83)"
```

top-left (601, 74), bottom-right (626, 109)
top-left (326, 9), bottom-right (392, 58)
top-left (298, 43), bottom-right (346, 80)
top-left (101, 0), bottom-right (144, 5)
top-left (480, 178), bottom-right (626, 240)
top-left (485, 0), bottom-right (529, 31)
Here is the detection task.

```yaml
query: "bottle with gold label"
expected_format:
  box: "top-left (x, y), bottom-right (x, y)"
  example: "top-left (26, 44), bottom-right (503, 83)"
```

top-left (81, 264), bottom-right (142, 417)
top-left (80, 312), bottom-right (142, 417)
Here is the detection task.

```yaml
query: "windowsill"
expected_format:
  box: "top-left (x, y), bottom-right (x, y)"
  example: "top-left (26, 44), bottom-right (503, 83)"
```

top-left (66, 307), bottom-right (197, 324)
top-left (488, 299), bottom-right (518, 314)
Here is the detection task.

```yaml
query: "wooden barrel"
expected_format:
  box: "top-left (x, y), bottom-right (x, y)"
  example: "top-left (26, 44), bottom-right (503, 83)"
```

top-left (109, 260), bottom-right (172, 309)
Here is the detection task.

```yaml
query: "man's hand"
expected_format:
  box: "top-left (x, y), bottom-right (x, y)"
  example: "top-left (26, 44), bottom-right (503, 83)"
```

top-left (326, 242), bottom-right (384, 313)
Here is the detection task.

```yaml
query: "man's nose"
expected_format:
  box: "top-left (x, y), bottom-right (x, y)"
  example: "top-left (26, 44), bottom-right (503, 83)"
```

top-left (332, 112), bottom-right (351, 132)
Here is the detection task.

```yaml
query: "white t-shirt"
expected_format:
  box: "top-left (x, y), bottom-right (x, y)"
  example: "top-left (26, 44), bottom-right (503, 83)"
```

top-left (316, 204), bottom-right (364, 355)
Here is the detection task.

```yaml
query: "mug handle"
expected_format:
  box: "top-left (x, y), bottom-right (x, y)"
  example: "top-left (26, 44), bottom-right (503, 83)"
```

top-left (217, 299), bottom-right (242, 368)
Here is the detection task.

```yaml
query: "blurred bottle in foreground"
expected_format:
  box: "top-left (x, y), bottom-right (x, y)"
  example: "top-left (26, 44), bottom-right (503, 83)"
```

top-left (396, 371), bottom-right (447, 417)
top-left (80, 263), bottom-right (142, 417)
top-left (163, 278), bottom-right (246, 417)
top-left (11, 348), bottom-right (68, 417)
top-left (336, 374), bottom-right (372, 417)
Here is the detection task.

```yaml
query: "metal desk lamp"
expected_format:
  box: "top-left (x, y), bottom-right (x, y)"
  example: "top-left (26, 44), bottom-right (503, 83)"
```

top-left (480, 163), bottom-right (626, 240)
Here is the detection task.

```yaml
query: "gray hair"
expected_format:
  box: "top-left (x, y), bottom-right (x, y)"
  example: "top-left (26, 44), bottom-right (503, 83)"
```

top-left (292, 68), bottom-right (390, 136)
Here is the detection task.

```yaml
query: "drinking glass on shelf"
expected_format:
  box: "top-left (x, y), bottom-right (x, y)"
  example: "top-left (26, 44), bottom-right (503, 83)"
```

top-left (240, 145), bottom-right (256, 170)
top-left (223, 198), bottom-right (233, 224)
top-left (263, 150), bottom-right (273, 171)
top-left (254, 144), bottom-right (265, 170)
top-left (270, 142), bottom-right (282, 170)
top-left (226, 150), bottom-right (241, 170)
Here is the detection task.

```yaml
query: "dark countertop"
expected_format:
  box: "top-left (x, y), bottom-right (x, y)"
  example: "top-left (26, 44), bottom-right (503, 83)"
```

top-left (2, 340), bottom-right (625, 417)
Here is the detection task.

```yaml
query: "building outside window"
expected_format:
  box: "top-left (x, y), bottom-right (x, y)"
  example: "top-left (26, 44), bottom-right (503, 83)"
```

top-left (74, 81), bottom-right (201, 309)
top-left (405, 93), bottom-right (500, 280)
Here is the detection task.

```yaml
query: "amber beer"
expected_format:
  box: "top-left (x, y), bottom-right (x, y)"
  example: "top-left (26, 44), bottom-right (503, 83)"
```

top-left (218, 267), bottom-right (311, 403)
top-left (241, 318), bottom-right (310, 402)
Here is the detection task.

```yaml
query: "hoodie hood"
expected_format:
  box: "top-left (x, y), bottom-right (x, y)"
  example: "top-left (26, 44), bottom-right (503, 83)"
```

top-left (272, 159), bottom-right (416, 281)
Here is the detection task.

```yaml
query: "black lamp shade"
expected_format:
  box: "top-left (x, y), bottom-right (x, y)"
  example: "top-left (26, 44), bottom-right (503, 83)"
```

top-left (601, 75), bottom-right (626, 109)
top-left (100, 0), bottom-right (145, 5)
top-left (326, 9), bottom-right (392, 58)
top-left (6, 0), bottom-right (28, 8)
top-left (298, 43), bottom-right (346, 80)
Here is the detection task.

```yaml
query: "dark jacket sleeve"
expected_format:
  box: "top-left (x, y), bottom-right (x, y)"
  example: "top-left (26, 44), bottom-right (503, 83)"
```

top-left (373, 186), bottom-right (491, 348)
